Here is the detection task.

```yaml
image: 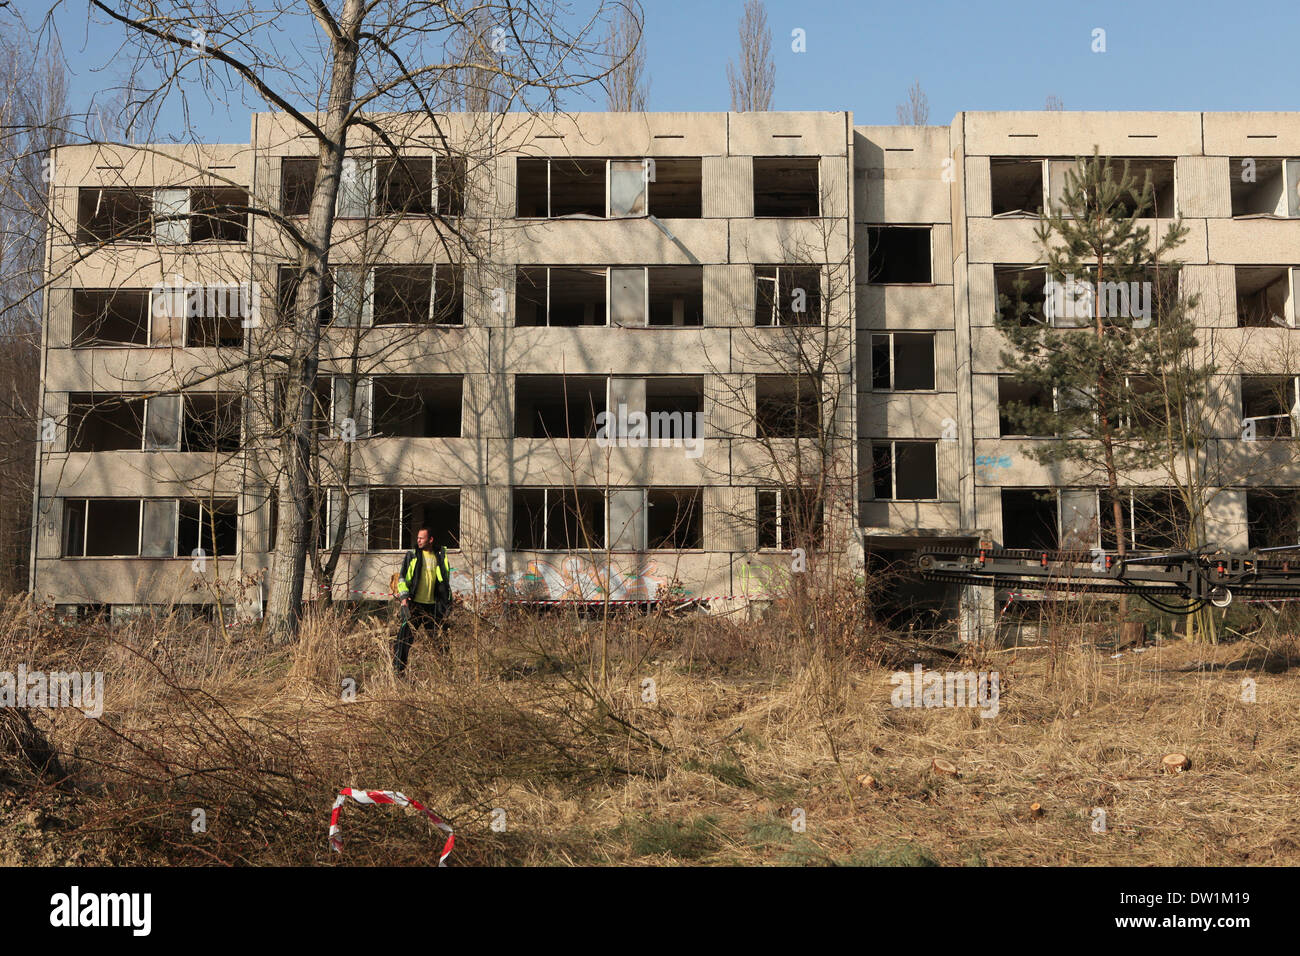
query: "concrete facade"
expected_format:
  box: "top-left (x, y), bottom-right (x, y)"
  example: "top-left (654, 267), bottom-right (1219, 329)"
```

top-left (32, 110), bottom-right (1300, 625)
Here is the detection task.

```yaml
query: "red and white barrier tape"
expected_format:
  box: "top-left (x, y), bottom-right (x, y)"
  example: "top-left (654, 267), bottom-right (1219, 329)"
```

top-left (329, 788), bottom-right (454, 866)
top-left (317, 581), bottom-right (770, 603)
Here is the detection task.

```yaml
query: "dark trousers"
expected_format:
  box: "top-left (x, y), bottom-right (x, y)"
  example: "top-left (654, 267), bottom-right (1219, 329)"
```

top-left (392, 600), bottom-right (450, 673)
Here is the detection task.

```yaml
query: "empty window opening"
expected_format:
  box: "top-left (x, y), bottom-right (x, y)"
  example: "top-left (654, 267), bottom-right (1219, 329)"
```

top-left (281, 158), bottom-right (317, 217)
top-left (757, 486), bottom-right (823, 550)
top-left (997, 377), bottom-right (1053, 436)
top-left (512, 488), bottom-right (605, 550)
top-left (183, 289), bottom-right (246, 347)
top-left (182, 394), bottom-right (242, 452)
top-left (1230, 157), bottom-right (1299, 218)
top-left (1236, 266), bottom-right (1292, 327)
top-left (867, 226), bottom-right (931, 284)
top-left (373, 266), bottom-right (432, 325)
top-left (1100, 489), bottom-right (1184, 552)
top-left (990, 158), bottom-right (1045, 216)
top-left (995, 266), bottom-right (1047, 325)
top-left (516, 266), bottom-right (607, 326)
top-left (370, 375), bottom-right (462, 438)
top-left (515, 158), bottom-right (550, 217)
top-left (872, 441), bottom-right (938, 500)
top-left (436, 155), bottom-right (467, 217)
top-left (1108, 158), bottom-right (1176, 219)
top-left (648, 158), bottom-right (702, 217)
top-left (755, 266), bottom-right (822, 325)
top-left (647, 487), bottom-right (703, 549)
top-left (515, 375), bottom-right (605, 438)
top-left (1242, 375), bottom-right (1297, 439)
top-left (648, 266), bottom-right (704, 325)
top-left (67, 394), bottom-right (145, 452)
top-left (753, 156), bottom-right (819, 217)
top-left (533, 158), bottom-right (606, 217)
top-left (756, 374), bottom-right (821, 438)
top-left (77, 187), bottom-right (151, 244)
top-left (72, 290), bottom-right (149, 346)
top-left (368, 487), bottom-right (461, 551)
top-left (62, 498), bottom-right (142, 557)
top-left (646, 376), bottom-right (704, 422)
top-left (178, 498), bottom-right (238, 558)
top-left (1247, 490), bottom-right (1300, 550)
top-left (278, 265), bottom-right (333, 326)
top-left (871, 333), bottom-right (935, 390)
top-left (1000, 489), bottom-right (1058, 550)
top-left (189, 187), bottom-right (248, 242)
top-left (376, 157), bottom-right (434, 216)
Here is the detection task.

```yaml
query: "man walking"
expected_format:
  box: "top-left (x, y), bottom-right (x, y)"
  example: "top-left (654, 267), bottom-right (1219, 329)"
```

top-left (392, 527), bottom-right (452, 675)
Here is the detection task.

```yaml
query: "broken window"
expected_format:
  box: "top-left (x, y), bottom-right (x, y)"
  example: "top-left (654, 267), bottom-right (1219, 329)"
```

top-left (515, 157), bottom-right (606, 217)
top-left (753, 157), bottom-right (819, 217)
top-left (756, 374), bottom-right (821, 438)
top-left (1241, 375), bottom-right (1297, 439)
top-left (990, 158), bottom-right (1045, 216)
top-left (1236, 266), bottom-right (1293, 328)
top-left (757, 486), bottom-right (823, 550)
top-left (871, 333), bottom-right (935, 391)
top-left (331, 266), bottom-right (373, 326)
top-left (648, 158), bottom-right (702, 217)
top-left (1109, 159), bottom-right (1177, 218)
top-left (1247, 490), bottom-right (1300, 550)
top-left (182, 394), bottom-right (242, 452)
top-left (1100, 489), bottom-right (1184, 552)
top-left (72, 290), bottom-right (150, 346)
top-left (62, 498), bottom-right (142, 557)
top-left (77, 187), bottom-right (152, 244)
top-left (144, 395), bottom-right (181, 450)
top-left (182, 287), bottom-right (247, 347)
top-left (512, 487), bottom-right (605, 550)
top-left (609, 267), bottom-right (646, 326)
top-left (648, 266), bottom-right (704, 325)
top-left (369, 376), bottom-right (462, 438)
top-left (329, 377), bottom-right (371, 439)
top-left (375, 157), bottom-right (434, 216)
top-left (277, 265), bottom-right (333, 326)
top-left (866, 226), bottom-right (931, 284)
top-left (368, 487), bottom-right (461, 551)
top-left (995, 266), bottom-right (1047, 326)
top-left (178, 498), bottom-right (238, 558)
top-left (1000, 489), bottom-right (1058, 550)
top-left (67, 393), bottom-right (146, 451)
top-left (755, 266), bottom-right (822, 325)
top-left (372, 266), bottom-right (432, 325)
top-left (436, 155), bottom-right (467, 217)
top-left (514, 375), bottom-right (605, 438)
top-left (871, 441), bottom-right (938, 500)
top-left (281, 158), bottom-right (317, 217)
top-left (515, 266), bottom-right (607, 326)
top-left (997, 377), bottom-right (1053, 436)
top-left (189, 187), bottom-right (248, 242)
top-left (1231, 157), bottom-right (1300, 218)
top-left (647, 487), bottom-right (703, 549)
top-left (609, 160), bottom-right (648, 217)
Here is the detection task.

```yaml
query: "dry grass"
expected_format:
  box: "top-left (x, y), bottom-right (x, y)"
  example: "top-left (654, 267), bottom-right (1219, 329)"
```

top-left (2, 589), bottom-right (1299, 866)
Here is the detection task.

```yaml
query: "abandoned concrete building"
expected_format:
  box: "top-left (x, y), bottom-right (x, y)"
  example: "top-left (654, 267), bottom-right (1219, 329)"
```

top-left (31, 110), bottom-right (1300, 634)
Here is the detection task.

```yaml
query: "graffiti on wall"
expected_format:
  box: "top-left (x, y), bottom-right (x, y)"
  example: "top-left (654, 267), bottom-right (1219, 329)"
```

top-left (449, 555), bottom-right (687, 601)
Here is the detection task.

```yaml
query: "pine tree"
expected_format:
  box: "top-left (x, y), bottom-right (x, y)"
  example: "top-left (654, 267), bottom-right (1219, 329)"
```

top-left (996, 150), bottom-right (1216, 635)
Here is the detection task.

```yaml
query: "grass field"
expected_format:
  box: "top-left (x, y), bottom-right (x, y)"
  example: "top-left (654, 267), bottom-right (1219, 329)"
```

top-left (3, 591), bottom-right (1298, 866)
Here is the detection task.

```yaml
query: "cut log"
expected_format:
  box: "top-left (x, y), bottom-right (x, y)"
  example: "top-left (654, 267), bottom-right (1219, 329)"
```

top-left (1030, 802), bottom-right (1044, 817)
top-left (931, 757), bottom-right (959, 777)
top-left (1161, 752), bottom-right (1191, 774)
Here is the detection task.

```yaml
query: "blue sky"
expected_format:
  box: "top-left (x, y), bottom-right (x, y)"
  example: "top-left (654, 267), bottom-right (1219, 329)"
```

top-left (13, 0), bottom-right (1300, 142)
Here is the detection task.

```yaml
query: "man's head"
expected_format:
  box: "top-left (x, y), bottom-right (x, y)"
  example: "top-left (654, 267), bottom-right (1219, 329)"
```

top-left (415, 527), bottom-right (433, 550)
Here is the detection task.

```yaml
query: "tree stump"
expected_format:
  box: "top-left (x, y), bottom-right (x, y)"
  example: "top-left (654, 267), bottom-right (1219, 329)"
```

top-left (1161, 752), bottom-right (1190, 774)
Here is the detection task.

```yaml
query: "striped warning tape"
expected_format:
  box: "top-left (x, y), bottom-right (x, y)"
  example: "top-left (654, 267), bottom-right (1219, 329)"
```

top-left (315, 581), bottom-right (773, 603)
top-left (329, 788), bottom-right (454, 866)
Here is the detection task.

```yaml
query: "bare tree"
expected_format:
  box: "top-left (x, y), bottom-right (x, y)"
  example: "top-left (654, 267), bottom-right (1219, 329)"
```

top-left (726, 0), bottom-right (773, 112)
top-left (896, 79), bottom-right (928, 125)
top-left (37, 1), bottom-right (624, 638)
top-left (604, 2), bottom-right (647, 111)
